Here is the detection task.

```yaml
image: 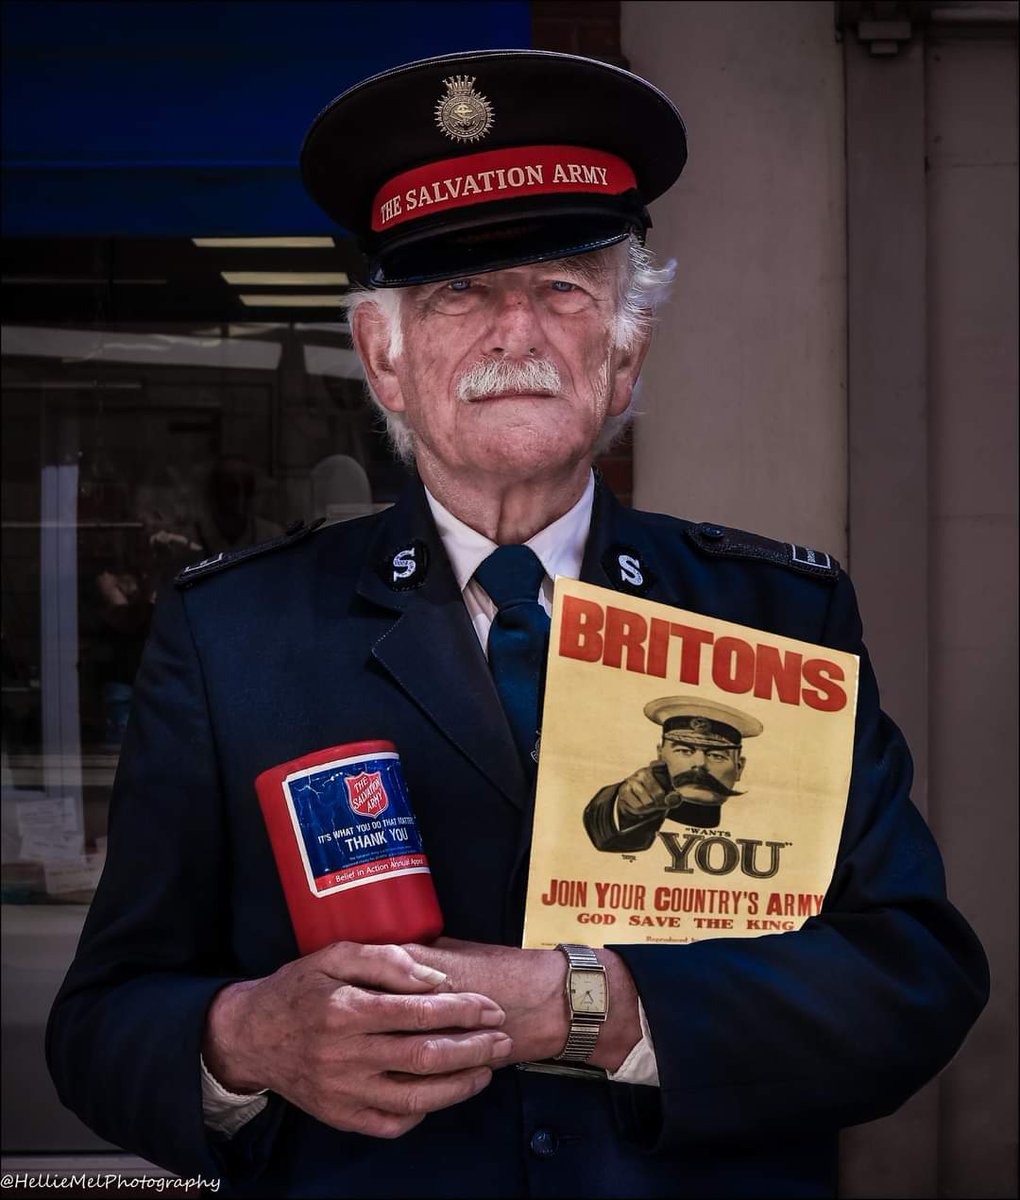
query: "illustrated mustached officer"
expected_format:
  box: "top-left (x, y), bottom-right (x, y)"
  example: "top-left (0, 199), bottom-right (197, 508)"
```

top-left (584, 697), bottom-right (764, 850)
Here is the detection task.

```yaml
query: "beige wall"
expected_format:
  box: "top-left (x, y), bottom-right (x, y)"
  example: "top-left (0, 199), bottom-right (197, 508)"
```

top-left (623, 0), bottom-right (848, 561)
top-left (925, 30), bottom-right (1018, 1200)
top-left (622, 2), bottom-right (1018, 1197)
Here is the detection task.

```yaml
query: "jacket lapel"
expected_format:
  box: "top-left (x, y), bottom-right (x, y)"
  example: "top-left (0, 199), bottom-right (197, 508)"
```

top-left (351, 476), bottom-right (674, 819)
top-left (579, 474), bottom-right (686, 608)
top-left (355, 480), bottom-right (528, 810)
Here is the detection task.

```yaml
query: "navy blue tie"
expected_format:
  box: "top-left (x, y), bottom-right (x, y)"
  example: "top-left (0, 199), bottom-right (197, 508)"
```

top-left (474, 545), bottom-right (551, 769)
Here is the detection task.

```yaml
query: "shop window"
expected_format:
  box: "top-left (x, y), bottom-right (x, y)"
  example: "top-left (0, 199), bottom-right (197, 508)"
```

top-left (1, 234), bottom-right (413, 1152)
top-left (0, 232), bottom-right (633, 1155)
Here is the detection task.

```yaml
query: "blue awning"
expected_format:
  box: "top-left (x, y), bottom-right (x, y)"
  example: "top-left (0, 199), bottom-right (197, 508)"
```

top-left (1, 0), bottom-right (532, 236)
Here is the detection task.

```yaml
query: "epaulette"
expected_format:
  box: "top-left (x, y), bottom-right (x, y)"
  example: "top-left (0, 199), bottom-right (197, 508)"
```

top-left (686, 521), bottom-right (841, 582)
top-left (174, 518), bottom-right (327, 590)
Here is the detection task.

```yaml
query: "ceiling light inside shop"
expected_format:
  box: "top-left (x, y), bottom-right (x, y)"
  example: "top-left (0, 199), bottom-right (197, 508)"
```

top-left (238, 294), bottom-right (346, 307)
top-left (221, 271), bottom-right (349, 286)
top-left (2, 276), bottom-right (167, 286)
top-left (193, 237), bottom-right (335, 249)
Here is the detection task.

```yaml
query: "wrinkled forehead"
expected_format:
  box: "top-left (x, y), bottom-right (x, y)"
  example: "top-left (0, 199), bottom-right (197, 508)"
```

top-left (538, 244), bottom-right (624, 285)
top-left (407, 244), bottom-right (625, 293)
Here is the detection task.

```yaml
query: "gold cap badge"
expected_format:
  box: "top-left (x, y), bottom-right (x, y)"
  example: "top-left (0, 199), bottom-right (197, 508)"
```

top-left (434, 76), bottom-right (494, 143)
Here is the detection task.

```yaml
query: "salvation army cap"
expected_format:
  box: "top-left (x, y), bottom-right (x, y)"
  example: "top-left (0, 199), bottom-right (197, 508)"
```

top-left (644, 697), bottom-right (764, 748)
top-left (300, 49), bottom-right (687, 286)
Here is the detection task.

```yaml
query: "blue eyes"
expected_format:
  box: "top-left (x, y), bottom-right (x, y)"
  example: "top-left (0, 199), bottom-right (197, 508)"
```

top-left (430, 277), bottom-right (591, 315)
top-left (443, 279), bottom-right (578, 294)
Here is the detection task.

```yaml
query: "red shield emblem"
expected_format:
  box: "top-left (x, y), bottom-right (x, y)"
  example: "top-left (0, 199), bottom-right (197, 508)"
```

top-left (344, 770), bottom-right (389, 818)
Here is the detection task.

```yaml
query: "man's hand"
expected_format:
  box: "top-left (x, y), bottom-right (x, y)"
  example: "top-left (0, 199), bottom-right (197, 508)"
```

top-left (616, 761), bottom-right (672, 822)
top-left (202, 941), bottom-right (512, 1139)
top-left (405, 938), bottom-right (643, 1073)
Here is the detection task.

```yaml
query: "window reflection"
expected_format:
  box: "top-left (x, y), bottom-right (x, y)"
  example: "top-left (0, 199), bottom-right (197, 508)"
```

top-left (1, 316), bottom-right (405, 905)
top-left (0, 260), bottom-right (409, 1150)
top-left (0, 235), bottom-right (630, 1153)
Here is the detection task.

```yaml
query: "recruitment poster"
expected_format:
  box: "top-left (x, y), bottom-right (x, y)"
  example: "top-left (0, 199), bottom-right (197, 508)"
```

top-left (522, 579), bottom-right (860, 948)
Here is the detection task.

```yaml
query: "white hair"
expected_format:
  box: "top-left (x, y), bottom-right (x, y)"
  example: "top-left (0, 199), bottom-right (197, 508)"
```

top-left (346, 235), bottom-right (675, 463)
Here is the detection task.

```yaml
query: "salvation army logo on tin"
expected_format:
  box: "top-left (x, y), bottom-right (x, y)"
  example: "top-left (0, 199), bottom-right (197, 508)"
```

top-left (344, 770), bottom-right (390, 818)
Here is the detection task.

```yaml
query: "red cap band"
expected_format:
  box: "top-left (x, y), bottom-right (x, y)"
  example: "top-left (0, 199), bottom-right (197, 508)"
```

top-left (371, 145), bottom-right (637, 233)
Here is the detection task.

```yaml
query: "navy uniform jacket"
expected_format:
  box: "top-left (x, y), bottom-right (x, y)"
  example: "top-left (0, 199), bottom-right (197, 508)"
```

top-left (47, 477), bottom-right (988, 1199)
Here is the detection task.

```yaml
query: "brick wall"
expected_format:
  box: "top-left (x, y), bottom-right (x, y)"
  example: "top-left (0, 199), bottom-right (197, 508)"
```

top-left (532, 1), bottom-right (626, 67)
top-left (531, 1), bottom-right (632, 504)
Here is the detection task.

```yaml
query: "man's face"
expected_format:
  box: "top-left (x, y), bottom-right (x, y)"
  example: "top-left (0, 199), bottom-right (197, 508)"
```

top-left (658, 735), bottom-right (745, 807)
top-left (354, 250), bottom-right (648, 486)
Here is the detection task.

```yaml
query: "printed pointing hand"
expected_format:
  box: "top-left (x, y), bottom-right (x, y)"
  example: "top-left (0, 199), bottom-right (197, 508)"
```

top-left (203, 941), bottom-right (512, 1138)
top-left (616, 761), bottom-right (672, 821)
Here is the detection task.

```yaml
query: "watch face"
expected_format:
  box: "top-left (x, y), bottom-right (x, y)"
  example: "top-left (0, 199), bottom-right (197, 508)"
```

top-left (569, 969), bottom-right (607, 1014)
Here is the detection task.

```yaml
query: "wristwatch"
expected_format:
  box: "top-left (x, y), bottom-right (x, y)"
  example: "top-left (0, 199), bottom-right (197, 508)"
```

top-left (553, 943), bottom-right (609, 1063)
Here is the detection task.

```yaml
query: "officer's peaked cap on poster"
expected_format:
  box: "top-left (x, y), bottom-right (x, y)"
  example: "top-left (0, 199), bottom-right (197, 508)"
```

top-left (300, 50), bottom-right (688, 287)
top-left (644, 697), bottom-right (764, 747)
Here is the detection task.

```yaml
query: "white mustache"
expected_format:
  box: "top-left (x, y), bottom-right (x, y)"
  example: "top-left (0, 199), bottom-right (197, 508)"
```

top-left (457, 358), bottom-right (561, 401)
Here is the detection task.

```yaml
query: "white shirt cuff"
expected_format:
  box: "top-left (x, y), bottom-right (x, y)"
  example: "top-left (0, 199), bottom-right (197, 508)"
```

top-left (606, 998), bottom-right (660, 1087)
top-left (200, 1054), bottom-right (269, 1137)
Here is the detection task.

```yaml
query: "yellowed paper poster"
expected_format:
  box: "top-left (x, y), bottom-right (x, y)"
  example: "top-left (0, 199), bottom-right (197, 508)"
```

top-left (522, 578), bottom-right (860, 948)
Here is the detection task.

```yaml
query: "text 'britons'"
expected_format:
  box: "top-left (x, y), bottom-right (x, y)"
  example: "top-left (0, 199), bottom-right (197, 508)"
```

top-left (558, 596), bottom-right (847, 711)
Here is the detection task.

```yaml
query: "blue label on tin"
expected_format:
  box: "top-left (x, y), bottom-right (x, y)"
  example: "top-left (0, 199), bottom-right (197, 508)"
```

top-left (283, 751), bottom-right (428, 896)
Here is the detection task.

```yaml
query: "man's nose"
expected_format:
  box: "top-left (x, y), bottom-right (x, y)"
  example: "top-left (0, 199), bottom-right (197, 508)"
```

top-left (486, 286), bottom-right (544, 357)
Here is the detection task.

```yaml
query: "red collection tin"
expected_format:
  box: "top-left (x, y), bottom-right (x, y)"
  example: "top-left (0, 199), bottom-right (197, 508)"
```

top-left (255, 740), bottom-right (444, 955)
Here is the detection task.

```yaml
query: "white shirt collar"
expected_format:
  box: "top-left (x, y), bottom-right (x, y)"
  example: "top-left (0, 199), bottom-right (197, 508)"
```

top-left (423, 472), bottom-right (595, 593)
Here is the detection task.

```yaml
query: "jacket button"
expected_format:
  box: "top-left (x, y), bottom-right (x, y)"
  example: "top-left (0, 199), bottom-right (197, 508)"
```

top-left (700, 523), bottom-right (725, 540)
top-left (529, 1128), bottom-right (558, 1157)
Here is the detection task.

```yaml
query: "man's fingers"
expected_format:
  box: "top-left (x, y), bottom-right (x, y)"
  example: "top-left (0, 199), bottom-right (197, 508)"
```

top-left (312, 941), bottom-right (451, 991)
top-left (342, 1062), bottom-right (494, 1136)
top-left (382, 1030), bottom-right (513, 1076)
top-left (290, 1031), bottom-right (509, 1137)
top-left (335, 987), bottom-right (506, 1035)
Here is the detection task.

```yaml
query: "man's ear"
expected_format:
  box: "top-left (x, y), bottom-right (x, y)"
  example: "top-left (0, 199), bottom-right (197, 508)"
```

top-left (608, 327), bottom-right (652, 417)
top-left (351, 302), bottom-right (405, 413)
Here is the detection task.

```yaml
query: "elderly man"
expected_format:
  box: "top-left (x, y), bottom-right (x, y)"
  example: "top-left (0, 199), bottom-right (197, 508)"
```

top-left (48, 51), bottom-right (986, 1199)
